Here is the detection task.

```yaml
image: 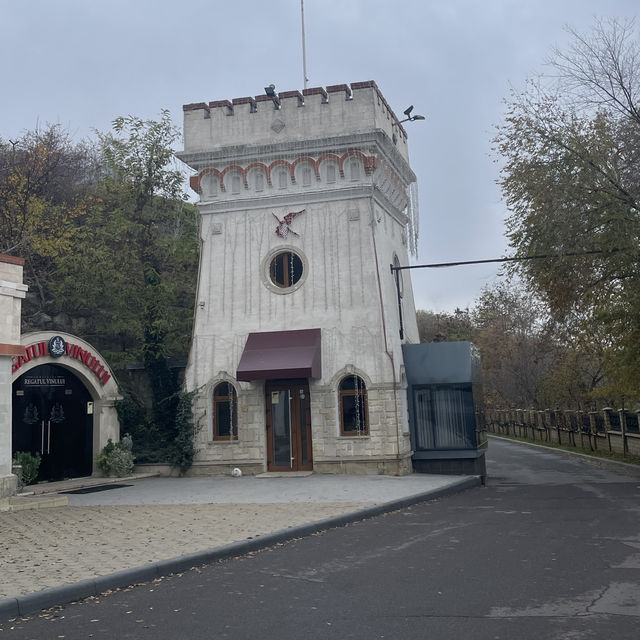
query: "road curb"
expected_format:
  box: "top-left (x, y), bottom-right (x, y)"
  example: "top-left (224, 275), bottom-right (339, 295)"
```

top-left (0, 475), bottom-right (480, 620)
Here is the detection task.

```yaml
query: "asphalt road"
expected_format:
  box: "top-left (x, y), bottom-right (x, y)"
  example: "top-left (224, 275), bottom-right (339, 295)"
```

top-left (3, 438), bottom-right (640, 639)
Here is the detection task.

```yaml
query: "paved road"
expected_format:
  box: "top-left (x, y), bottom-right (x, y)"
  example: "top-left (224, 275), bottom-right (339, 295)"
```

top-left (3, 438), bottom-right (640, 639)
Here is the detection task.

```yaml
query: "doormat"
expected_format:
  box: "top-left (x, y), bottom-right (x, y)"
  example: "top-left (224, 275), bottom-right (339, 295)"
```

top-left (61, 484), bottom-right (133, 494)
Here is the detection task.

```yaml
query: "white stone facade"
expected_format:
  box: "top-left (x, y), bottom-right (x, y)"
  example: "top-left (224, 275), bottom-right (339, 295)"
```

top-left (0, 255), bottom-right (27, 499)
top-left (179, 81), bottom-right (419, 475)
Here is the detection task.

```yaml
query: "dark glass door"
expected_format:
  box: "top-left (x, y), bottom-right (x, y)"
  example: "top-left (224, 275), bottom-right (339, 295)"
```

top-left (12, 364), bottom-right (93, 481)
top-left (265, 380), bottom-right (312, 471)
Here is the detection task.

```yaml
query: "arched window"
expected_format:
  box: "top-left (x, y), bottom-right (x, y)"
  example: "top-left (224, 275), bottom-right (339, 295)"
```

top-left (349, 158), bottom-right (361, 181)
top-left (324, 162), bottom-right (337, 183)
top-left (339, 375), bottom-right (369, 436)
top-left (296, 163), bottom-right (313, 187)
top-left (252, 170), bottom-right (265, 192)
top-left (276, 168), bottom-right (288, 189)
top-left (201, 173), bottom-right (218, 199)
top-left (212, 382), bottom-right (237, 440)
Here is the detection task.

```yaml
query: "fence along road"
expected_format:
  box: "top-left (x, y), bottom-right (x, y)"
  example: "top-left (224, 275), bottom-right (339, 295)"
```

top-left (488, 407), bottom-right (640, 457)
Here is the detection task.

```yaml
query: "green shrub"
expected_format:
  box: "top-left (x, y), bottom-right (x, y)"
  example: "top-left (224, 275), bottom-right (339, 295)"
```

top-left (96, 437), bottom-right (135, 477)
top-left (115, 387), bottom-right (198, 472)
top-left (13, 451), bottom-right (41, 486)
top-left (166, 391), bottom-right (197, 474)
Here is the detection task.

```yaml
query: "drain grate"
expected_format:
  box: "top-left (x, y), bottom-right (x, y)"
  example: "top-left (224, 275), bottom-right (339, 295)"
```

top-left (61, 483), bottom-right (132, 494)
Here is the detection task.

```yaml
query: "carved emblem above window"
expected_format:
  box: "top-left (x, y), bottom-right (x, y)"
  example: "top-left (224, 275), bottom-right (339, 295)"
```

top-left (273, 209), bottom-right (305, 239)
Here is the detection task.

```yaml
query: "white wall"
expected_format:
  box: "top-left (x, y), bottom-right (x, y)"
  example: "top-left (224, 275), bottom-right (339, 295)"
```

top-left (0, 256), bottom-right (27, 498)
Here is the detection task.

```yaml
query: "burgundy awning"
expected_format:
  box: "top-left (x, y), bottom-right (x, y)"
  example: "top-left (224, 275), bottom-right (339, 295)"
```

top-left (236, 328), bottom-right (321, 381)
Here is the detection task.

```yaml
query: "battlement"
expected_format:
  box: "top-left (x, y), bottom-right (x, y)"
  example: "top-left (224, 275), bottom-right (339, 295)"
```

top-left (182, 81), bottom-right (411, 162)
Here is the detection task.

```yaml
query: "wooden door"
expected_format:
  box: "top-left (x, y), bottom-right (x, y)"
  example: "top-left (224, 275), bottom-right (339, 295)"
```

top-left (265, 380), bottom-right (313, 471)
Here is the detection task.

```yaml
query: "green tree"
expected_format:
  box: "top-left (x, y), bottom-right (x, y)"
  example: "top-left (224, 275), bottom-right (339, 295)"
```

top-left (494, 18), bottom-right (640, 398)
top-left (52, 112), bottom-right (199, 465)
top-left (471, 282), bottom-right (557, 408)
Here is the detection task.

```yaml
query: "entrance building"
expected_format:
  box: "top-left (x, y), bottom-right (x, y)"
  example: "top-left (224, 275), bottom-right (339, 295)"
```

top-left (179, 81), bottom-right (421, 475)
top-left (11, 332), bottom-right (120, 482)
top-left (1, 254), bottom-right (27, 499)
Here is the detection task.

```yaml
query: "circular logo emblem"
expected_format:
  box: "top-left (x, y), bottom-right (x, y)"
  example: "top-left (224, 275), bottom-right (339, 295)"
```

top-left (48, 335), bottom-right (66, 358)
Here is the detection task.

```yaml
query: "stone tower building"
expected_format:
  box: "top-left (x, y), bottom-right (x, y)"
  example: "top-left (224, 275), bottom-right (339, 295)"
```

top-left (179, 80), bottom-right (420, 475)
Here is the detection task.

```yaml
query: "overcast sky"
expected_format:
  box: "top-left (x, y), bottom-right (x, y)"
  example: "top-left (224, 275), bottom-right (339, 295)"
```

top-left (2, 0), bottom-right (638, 313)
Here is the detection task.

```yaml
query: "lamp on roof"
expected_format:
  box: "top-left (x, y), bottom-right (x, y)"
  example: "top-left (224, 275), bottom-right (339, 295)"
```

top-left (398, 105), bottom-right (426, 123)
top-left (391, 105), bottom-right (425, 144)
top-left (264, 84), bottom-right (281, 109)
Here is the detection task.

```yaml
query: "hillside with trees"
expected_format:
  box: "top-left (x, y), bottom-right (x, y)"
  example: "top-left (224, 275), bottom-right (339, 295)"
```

top-left (1, 112), bottom-right (200, 467)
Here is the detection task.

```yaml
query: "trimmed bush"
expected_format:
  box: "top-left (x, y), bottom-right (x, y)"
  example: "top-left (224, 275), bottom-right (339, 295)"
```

top-left (96, 437), bottom-right (135, 477)
top-left (13, 451), bottom-right (41, 486)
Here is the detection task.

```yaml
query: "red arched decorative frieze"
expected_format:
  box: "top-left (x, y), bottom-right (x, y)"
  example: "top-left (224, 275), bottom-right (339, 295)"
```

top-left (339, 150), bottom-right (376, 176)
top-left (191, 167), bottom-right (225, 194)
top-left (317, 153), bottom-right (342, 178)
top-left (245, 162), bottom-right (270, 187)
top-left (317, 153), bottom-right (341, 164)
top-left (291, 156), bottom-right (320, 181)
top-left (245, 162), bottom-right (269, 175)
top-left (268, 159), bottom-right (294, 184)
top-left (189, 152), bottom-right (378, 195)
top-left (363, 156), bottom-right (377, 175)
top-left (221, 165), bottom-right (248, 189)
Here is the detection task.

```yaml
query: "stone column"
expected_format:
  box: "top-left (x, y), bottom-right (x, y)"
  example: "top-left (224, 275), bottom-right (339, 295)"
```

top-left (0, 255), bottom-right (27, 500)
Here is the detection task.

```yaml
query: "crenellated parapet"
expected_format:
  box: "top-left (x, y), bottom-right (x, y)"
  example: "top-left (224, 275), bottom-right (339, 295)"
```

top-left (181, 81), bottom-right (411, 161)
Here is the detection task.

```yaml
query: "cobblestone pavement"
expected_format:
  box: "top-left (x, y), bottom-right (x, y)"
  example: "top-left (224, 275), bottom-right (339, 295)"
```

top-left (1, 473), bottom-right (469, 603)
top-left (0, 501), bottom-right (370, 599)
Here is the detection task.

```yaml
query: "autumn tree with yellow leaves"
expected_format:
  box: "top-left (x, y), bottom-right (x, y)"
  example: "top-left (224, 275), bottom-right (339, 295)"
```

top-left (0, 126), bottom-right (95, 324)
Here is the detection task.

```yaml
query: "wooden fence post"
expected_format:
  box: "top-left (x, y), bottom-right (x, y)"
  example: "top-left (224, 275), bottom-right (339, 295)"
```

top-left (620, 409), bottom-right (628, 456)
top-left (588, 411), bottom-right (598, 451)
top-left (603, 408), bottom-right (613, 453)
top-left (544, 409), bottom-right (552, 442)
